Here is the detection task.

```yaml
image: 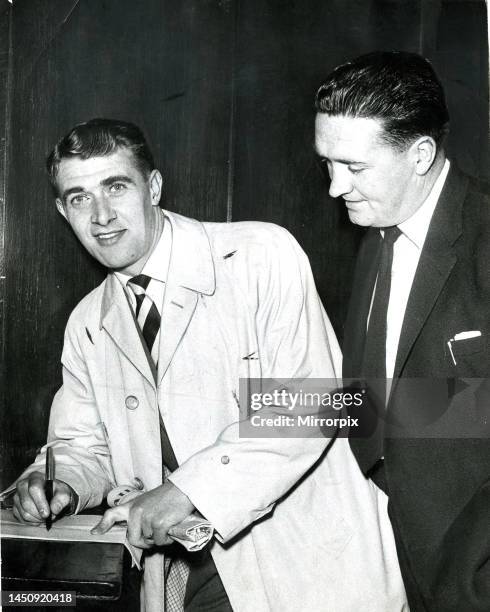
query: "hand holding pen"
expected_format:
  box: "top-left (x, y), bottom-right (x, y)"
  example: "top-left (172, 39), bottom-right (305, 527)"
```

top-left (12, 451), bottom-right (76, 526)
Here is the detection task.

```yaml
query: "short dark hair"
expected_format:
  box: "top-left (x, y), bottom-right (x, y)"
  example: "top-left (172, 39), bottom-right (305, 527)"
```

top-left (315, 51), bottom-right (450, 150)
top-left (47, 118), bottom-right (155, 193)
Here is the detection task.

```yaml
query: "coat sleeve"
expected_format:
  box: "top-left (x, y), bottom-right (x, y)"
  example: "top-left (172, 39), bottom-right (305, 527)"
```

top-left (4, 316), bottom-right (115, 512)
top-left (169, 225), bottom-right (342, 542)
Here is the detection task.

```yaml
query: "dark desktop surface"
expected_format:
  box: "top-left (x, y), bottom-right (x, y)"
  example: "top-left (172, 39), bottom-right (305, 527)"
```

top-left (1, 506), bottom-right (140, 611)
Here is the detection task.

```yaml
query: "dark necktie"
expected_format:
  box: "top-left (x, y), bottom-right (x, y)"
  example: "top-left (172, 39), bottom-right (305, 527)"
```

top-left (352, 226), bottom-right (401, 486)
top-left (362, 225), bottom-right (402, 384)
top-left (127, 274), bottom-right (161, 366)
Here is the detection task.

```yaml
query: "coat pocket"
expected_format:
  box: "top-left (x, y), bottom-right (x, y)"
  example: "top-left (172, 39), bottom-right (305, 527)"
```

top-left (452, 335), bottom-right (484, 358)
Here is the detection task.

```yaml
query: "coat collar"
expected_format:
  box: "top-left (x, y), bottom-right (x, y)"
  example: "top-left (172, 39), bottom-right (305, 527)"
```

top-left (99, 274), bottom-right (156, 385)
top-left (98, 210), bottom-right (216, 387)
top-left (99, 210), bottom-right (216, 325)
top-left (161, 209), bottom-right (216, 296)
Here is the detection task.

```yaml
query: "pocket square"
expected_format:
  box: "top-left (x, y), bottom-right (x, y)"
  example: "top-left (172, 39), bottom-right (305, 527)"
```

top-left (453, 330), bottom-right (481, 341)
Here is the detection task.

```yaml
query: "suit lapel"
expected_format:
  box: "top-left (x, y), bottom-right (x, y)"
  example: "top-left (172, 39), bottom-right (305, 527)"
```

top-left (393, 165), bottom-right (467, 380)
top-left (100, 274), bottom-right (155, 387)
top-left (392, 248), bottom-right (456, 379)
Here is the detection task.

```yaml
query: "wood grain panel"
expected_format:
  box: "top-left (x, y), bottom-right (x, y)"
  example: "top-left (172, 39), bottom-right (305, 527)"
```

top-left (231, 0), bottom-right (425, 336)
top-left (2, 0), bottom-right (233, 487)
top-left (0, 0), bottom-right (12, 487)
top-left (2, 0), bottom-right (488, 487)
top-left (231, 0), bottom-right (488, 338)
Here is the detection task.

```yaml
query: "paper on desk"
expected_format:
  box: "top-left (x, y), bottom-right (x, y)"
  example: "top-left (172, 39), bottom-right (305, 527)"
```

top-left (0, 509), bottom-right (141, 569)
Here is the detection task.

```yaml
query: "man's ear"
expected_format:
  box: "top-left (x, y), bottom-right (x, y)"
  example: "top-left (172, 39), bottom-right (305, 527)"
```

top-left (149, 170), bottom-right (163, 206)
top-left (56, 198), bottom-right (67, 220)
top-left (412, 136), bottom-right (437, 176)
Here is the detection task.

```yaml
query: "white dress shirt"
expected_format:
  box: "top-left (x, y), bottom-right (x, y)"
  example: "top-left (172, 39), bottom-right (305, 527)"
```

top-left (384, 159), bottom-right (450, 381)
top-left (115, 208), bottom-right (172, 342)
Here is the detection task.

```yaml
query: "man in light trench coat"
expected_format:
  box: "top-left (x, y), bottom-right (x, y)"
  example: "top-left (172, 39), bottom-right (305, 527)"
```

top-left (4, 119), bottom-right (407, 612)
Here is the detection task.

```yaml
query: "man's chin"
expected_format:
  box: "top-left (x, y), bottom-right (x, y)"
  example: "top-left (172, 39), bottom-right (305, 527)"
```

top-left (89, 250), bottom-right (133, 271)
top-left (347, 210), bottom-right (373, 227)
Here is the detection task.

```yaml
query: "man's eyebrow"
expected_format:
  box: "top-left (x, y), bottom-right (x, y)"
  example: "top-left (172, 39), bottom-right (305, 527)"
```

top-left (315, 154), bottom-right (366, 165)
top-left (61, 186), bottom-right (85, 202)
top-left (100, 175), bottom-right (135, 188)
top-left (61, 175), bottom-right (136, 202)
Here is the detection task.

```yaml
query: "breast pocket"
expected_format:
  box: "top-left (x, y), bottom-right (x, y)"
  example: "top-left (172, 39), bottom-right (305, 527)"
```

top-left (453, 335), bottom-right (484, 357)
top-left (449, 334), bottom-right (487, 376)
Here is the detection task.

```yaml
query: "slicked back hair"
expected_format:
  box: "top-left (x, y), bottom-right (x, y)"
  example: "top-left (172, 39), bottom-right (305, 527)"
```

top-left (315, 51), bottom-right (450, 150)
top-left (47, 118), bottom-right (155, 194)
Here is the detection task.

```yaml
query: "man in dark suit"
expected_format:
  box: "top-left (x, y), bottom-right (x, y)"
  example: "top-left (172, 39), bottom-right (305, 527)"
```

top-left (314, 51), bottom-right (490, 611)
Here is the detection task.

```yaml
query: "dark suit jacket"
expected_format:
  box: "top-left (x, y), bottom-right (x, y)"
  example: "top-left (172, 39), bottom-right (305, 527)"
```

top-left (342, 163), bottom-right (490, 611)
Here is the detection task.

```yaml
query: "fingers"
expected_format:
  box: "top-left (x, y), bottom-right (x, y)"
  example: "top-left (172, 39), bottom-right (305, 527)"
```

top-left (98, 503), bottom-right (158, 549)
top-left (152, 516), bottom-right (174, 547)
top-left (12, 474), bottom-right (76, 524)
top-left (92, 486), bottom-right (189, 549)
top-left (91, 504), bottom-right (129, 535)
top-left (50, 481), bottom-right (74, 517)
top-left (125, 483), bottom-right (194, 548)
top-left (140, 517), bottom-right (154, 544)
top-left (128, 516), bottom-right (171, 548)
top-left (12, 500), bottom-right (43, 524)
top-left (126, 496), bottom-right (171, 548)
top-left (127, 506), bottom-right (152, 549)
top-left (14, 472), bottom-right (49, 522)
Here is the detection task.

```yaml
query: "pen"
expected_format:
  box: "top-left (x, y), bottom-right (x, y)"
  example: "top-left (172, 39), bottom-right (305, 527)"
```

top-left (45, 447), bottom-right (55, 531)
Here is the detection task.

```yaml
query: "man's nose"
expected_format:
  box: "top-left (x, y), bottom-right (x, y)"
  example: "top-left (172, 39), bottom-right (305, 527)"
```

top-left (328, 166), bottom-right (352, 199)
top-left (91, 195), bottom-right (116, 225)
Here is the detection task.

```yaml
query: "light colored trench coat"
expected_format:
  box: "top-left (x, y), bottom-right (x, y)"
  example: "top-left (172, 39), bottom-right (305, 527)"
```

top-left (11, 211), bottom-right (407, 611)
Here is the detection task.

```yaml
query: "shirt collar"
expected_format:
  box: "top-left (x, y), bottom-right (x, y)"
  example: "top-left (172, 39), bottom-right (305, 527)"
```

top-left (114, 208), bottom-right (171, 287)
top-left (397, 158), bottom-right (450, 250)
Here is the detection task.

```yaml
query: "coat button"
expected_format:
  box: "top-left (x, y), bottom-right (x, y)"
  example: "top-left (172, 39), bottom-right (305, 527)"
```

top-left (125, 395), bottom-right (139, 410)
top-left (221, 455), bottom-right (230, 465)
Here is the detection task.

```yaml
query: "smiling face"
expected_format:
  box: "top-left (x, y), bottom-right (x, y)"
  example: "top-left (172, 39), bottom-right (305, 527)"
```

top-left (55, 148), bottom-right (163, 275)
top-left (315, 114), bottom-right (425, 227)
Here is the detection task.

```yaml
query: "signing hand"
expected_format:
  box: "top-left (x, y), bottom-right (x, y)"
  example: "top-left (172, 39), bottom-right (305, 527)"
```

top-left (13, 471), bottom-right (75, 524)
top-left (92, 481), bottom-right (195, 548)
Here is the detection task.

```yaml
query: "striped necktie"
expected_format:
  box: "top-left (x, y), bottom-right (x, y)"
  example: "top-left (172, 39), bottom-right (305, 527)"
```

top-left (127, 274), bottom-right (161, 366)
top-left (128, 276), bottom-right (189, 609)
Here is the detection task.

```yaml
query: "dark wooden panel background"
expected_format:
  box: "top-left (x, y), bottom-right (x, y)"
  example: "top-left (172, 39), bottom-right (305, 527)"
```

top-left (1, 0), bottom-right (488, 488)
top-left (0, 0), bottom-right (11, 484)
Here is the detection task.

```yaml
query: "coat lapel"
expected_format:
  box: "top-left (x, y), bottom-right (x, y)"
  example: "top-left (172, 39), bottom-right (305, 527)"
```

top-left (393, 165), bottom-right (467, 379)
top-left (157, 286), bottom-right (199, 381)
top-left (97, 212), bottom-right (216, 388)
top-left (99, 273), bottom-right (156, 387)
top-left (157, 211), bottom-right (216, 384)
